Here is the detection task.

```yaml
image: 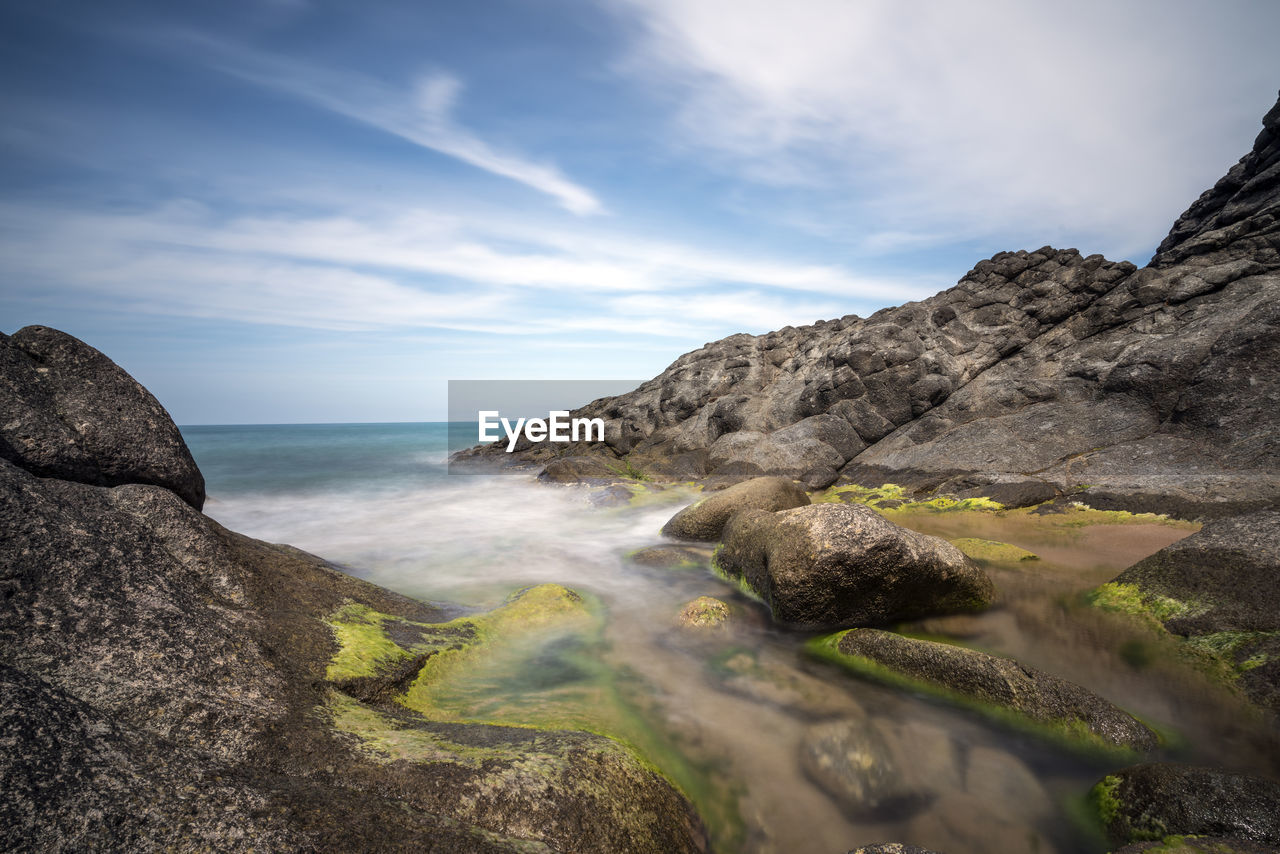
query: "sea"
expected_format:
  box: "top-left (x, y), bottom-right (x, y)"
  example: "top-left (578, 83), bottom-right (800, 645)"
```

top-left (181, 421), bottom-right (1278, 854)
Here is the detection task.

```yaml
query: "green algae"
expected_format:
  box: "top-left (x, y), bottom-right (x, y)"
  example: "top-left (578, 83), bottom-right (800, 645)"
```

top-left (322, 585), bottom-right (744, 850)
top-left (1090, 774), bottom-right (1124, 827)
top-left (325, 603), bottom-right (415, 680)
top-left (814, 483), bottom-right (1006, 513)
top-left (1087, 582), bottom-right (1200, 630)
top-left (710, 545), bottom-right (765, 603)
top-left (950, 537), bottom-right (1039, 563)
top-left (806, 631), bottom-right (1146, 760)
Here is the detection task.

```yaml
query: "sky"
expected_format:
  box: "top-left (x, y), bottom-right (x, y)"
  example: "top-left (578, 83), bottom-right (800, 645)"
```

top-left (1, 0), bottom-right (1277, 424)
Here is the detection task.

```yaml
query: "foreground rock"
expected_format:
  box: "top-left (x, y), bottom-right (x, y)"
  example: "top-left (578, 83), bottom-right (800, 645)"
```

top-left (466, 93), bottom-right (1280, 519)
top-left (0, 331), bottom-right (705, 853)
top-left (849, 846), bottom-right (942, 854)
top-left (1093, 763), bottom-right (1280, 848)
top-left (828, 629), bottom-right (1158, 752)
top-left (714, 503), bottom-right (993, 628)
top-left (1099, 511), bottom-right (1280, 712)
top-left (0, 325), bottom-right (205, 509)
top-left (676, 596), bottom-right (731, 630)
top-left (662, 476), bottom-right (810, 541)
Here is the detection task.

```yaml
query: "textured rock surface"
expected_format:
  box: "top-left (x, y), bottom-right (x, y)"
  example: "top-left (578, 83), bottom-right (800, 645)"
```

top-left (715, 503), bottom-right (993, 628)
top-left (661, 476), bottom-right (809, 541)
top-left (470, 92), bottom-right (1280, 519)
top-left (848, 845), bottom-right (942, 854)
top-left (835, 629), bottom-right (1158, 751)
top-left (1107, 511), bottom-right (1280, 711)
top-left (1094, 763), bottom-right (1280, 848)
top-left (0, 325), bottom-right (205, 509)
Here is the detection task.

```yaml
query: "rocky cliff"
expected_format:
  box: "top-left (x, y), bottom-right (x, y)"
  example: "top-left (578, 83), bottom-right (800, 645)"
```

top-left (0, 328), bottom-right (704, 852)
top-left (477, 92), bottom-right (1280, 519)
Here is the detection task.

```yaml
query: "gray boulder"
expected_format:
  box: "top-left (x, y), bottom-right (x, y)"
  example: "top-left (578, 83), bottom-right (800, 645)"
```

top-left (1093, 763), bottom-right (1280, 848)
top-left (835, 629), bottom-right (1158, 752)
top-left (714, 503), bottom-right (994, 628)
top-left (0, 326), bottom-right (205, 509)
top-left (661, 476), bottom-right (809, 542)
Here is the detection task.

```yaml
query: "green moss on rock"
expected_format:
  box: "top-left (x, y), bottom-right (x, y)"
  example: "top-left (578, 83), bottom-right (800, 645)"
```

top-left (950, 537), bottom-right (1039, 563)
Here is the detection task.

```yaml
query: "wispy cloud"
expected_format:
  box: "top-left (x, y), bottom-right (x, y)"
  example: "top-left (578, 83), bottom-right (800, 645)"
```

top-left (167, 33), bottom-right (604, 215)
top-left (0, 199), bottom-right (938, 337)
top-left (606, 0), bottom-right (1280, 258)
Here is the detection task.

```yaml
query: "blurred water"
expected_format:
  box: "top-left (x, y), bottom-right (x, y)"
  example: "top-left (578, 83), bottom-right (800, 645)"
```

top-left (181, 423), bottom-right (1280, 854)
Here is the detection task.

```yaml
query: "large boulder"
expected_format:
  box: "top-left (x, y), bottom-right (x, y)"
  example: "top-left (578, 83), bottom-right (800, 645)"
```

top-left (1102, 511), bottom-right (1280, 711)
top-left (0, 326), bottom-right (205, 509)
top-left (1092, 763), bottom-right (1280, 848)
top-left (661, 476), bottom-right (810, 542)
top-left (832, 629), bottom-right (1158, 752)
top-left (714, 503), bottom-right (993, 627)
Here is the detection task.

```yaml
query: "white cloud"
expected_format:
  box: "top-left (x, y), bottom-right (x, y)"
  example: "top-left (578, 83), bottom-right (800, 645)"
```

top-left (170, 34), bottom-right (604, 216)
top-left (606, 0), bottom-right (1280, 258)
top-left (0, 200), bottom-right (936, 336)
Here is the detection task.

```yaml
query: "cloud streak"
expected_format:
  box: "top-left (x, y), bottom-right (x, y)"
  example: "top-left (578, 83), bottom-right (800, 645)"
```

top-left (173, 34), bottom-right (604, 215)
top-left (0, 200), bottom-right (937, 338)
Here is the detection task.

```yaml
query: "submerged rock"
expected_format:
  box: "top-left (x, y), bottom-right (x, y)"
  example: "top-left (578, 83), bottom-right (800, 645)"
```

top-left (1092, 763), bottom-right (1280, 848)
top-left (830, 629), bottom-right (1158, 752)
top-left (848, 846), bottom-right (942, 854)
top-left (950, 537), bottom-right (1039, 563)
top-left (676, 596), bottom-right (730, 629)
top-left (0, 325), bottom-right (205, 509)
top-left (627, 543), bottom-right (713, 570)
top-left (661, 476), bottom-right (810, 542)
top-left (799, 717), bottom-right (960, 820)
top-left (714, 503), bottom-right (994, 628)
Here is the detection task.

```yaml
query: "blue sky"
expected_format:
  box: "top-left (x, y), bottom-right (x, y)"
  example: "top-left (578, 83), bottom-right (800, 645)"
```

top-left (2, 0), bottom-right (1277, 423)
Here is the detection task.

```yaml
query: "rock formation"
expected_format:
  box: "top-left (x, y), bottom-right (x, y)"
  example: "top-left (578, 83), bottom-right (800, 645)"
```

top-left (469, 91), bottom-right (1280, 520)
top-left (0, 328), bottom-right (705, 853)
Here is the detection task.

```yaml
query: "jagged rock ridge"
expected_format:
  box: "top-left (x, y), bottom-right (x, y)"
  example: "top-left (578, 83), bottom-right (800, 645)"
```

top-left (478, 92), bottom-right (1280, 517)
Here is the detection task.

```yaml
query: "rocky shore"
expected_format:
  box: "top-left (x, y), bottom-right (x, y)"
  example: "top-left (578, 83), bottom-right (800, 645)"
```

top-left (3, 93), bottom-right (1278, 854)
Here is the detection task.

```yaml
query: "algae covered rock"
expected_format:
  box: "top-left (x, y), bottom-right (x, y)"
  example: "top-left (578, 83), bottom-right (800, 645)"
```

top-left (1092, 763), bottom-right (1280, 848)
top-left (1101, 511), bottom-right (1280, 712)
top-left (829, 629), bottom-right (1158, 752)
top-left (676, 596), bottom-right (730, 629)
top-left (950, 537), bottom-right (1039, 563)
top-left (0, 325), bottom-right (205, 509)
top-left (661, 476), bottom-right (809, 542)
top-left (714, 503), bottom-right (994, 628)
top-left (848, 845), bottom-right (942, 854)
